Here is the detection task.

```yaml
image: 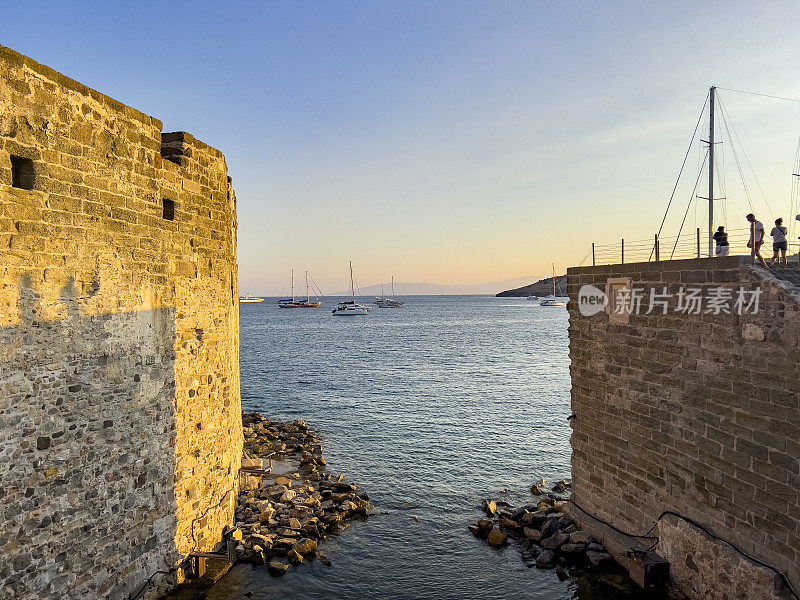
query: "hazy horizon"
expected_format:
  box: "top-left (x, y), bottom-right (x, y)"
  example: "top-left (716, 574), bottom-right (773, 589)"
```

top-left (6, 2), bottom-right (800, 295)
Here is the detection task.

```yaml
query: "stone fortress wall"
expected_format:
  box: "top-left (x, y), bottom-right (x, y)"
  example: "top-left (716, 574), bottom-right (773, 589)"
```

top-left (0, 45), bottom-right (242, 599)
top-left (566, 256), bottom-right (799, 600)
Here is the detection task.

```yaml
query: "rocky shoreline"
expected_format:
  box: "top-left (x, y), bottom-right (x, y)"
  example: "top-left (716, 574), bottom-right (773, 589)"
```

top-left (233, 413), bottom-right (372, 576)
top-left (470, 479), bottom-right (613, 574)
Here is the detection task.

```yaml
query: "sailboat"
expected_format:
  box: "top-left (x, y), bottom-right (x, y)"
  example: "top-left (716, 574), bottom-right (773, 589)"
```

top-left (540, 265), bottom-right (566, 307)
top-left (332, 262), bottom-right (372, 315)
top-left (278, 270), bottom-right (323, 308)
top-left (374, 276), bottom-right (404, 307)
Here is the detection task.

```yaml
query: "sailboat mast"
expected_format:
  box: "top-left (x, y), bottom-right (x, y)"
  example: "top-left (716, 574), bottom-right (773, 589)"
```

top-left (708, 86), bottom-right (716, 257)
top-left (305, 270), bottom-right (309, 302)
top-left (391, 276), bottom-right (395, 298)
top-left (349, 261), bottom-right (355, 300)
top-left (552, 264), bottom-right (556, 297)
top-left (291, 268), bottom-right (295, 302)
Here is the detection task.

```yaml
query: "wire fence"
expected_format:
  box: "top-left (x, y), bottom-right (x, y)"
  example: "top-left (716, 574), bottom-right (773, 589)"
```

top-left (585, 226), bottom-right (800, 266)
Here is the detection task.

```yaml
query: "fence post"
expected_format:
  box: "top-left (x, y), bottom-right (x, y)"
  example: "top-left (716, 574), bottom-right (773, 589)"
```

top-left (696, 228), bottom-right (700, 258)
top-left (621, 238), bottom-right (624, 264)
top-left (592, 243), bottom-right (595, 267)
top-left (655, 234), bottom-right (660, 262)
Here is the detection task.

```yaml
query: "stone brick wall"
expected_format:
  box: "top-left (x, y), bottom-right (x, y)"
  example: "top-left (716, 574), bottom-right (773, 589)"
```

top-left (0, 44), bottom-right (242, 599)
top-left (567, 256), bottom-right (799, 599)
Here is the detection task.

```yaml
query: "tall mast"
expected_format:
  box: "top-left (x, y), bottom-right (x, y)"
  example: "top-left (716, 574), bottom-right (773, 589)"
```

top-left (349, 261), bottom-right (355, 301)
top-left (305, 270), bottom-right (309, 302)
top-left (391, 276), bottom-right (395, 298)
top-left (708, 86), bottom-right (716, 257)
top-left (552, 264), bottom-right (556, 297)
top-left (291, 268), bottom-right (295, 302)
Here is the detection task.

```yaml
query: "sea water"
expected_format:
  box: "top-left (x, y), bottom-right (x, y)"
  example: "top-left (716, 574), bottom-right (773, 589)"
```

top-left (207, 296), bottom-right (647, 600)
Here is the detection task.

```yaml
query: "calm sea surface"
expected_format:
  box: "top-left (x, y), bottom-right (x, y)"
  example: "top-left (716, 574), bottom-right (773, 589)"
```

top-left (208, 296), bottom-right (646, 600)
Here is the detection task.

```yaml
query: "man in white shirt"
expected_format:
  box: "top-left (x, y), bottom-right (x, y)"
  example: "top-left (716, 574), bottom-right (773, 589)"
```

top-left (746, 213), bottom-right (768, 268)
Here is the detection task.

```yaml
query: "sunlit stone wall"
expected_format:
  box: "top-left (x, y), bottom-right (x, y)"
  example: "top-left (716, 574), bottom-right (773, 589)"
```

top-left (0, 44), bottom-right (242, 599)
top-left (567, 257), bottom-right (799, 599)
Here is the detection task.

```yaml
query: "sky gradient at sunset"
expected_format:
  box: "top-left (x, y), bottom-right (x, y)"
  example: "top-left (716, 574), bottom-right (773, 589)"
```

top-left (5, 1), bottom-right (800, 294)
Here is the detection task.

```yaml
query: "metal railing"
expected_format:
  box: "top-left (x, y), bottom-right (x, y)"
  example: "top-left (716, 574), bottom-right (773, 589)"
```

top-left (587, 226), bottom-right (800, 266)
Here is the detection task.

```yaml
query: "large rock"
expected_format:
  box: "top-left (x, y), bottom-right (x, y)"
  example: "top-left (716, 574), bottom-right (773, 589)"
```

top-left (559, 542), bottom-right (586, 554)
top-left (274, 476), bottom-right (293, 487)
top-left (541, 517), bottom-right (560, 538)
top-left (520, 510), bottom-right (548, 527)
top-left (570, 530), bottom-right (592, 544)
top-left (293, 537), bottom-right (317, 555)
top-left (487, 528), bottom-right (508, 547)
top-left (541, 532), bottom-right (569, 550)
top-left (523, 527), bottom-right (543, 542)
top-left (267, 559), bottom-right (290, 576)
top-left (586, 550), bottom-right (613, 566)
top-left (498, 517), bottom-right (522, 531)
top-left (477, 518), bottom-right (494, 534)
top-left (536, 549), bottom-right (557, 569)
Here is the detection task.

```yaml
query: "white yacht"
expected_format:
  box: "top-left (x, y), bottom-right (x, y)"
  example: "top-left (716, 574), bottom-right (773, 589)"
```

top-left (540, 265), bottom-right (566, 307)
top-left (333, 262), bottom-right (372, 316)
top-left (374, 276), bottom-right (404, 308)
top-left (240, 294), bottom-right (264, 303)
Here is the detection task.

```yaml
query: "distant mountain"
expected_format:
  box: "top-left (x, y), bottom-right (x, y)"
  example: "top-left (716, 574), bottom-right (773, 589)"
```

top-left (496, 275), bottom-right (566, 297)
top-left (334, 276), bottom-right (543, 296)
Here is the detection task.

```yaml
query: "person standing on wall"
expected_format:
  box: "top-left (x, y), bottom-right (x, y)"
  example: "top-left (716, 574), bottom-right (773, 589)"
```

top-left (746, 213), bottom-right (768, 269)
top-left (769, 218), bottom-right (788, 267)
top-left (713, 226), bottom-right (729, 257)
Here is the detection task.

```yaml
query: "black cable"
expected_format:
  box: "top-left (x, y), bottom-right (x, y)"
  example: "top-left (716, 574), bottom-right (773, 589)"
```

top-left (128, 567), bottom-right (177, 600)
top-left (717, 86), bottom-right (800, 104)
top-left (570, 501), bottom-right (799, 600)
top-left (190, 488), bottom-right (234, 553)
top-left (671, 149), bottom-right (709, 259)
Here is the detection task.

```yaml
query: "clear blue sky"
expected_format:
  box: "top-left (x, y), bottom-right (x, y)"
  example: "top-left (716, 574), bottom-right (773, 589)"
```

top-left (4, 1), bottom-right (800, 294)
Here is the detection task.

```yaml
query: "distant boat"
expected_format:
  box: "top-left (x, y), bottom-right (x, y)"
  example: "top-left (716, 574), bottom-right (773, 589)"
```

top-left (526, 295), bottom-right (538, 301)
top-left (540, 265), bottom-right (566, 307)
top-left (240, 294), bottom-right (264, 303)
top-left (279, 270), bottom-right (322, 308)
top-left (333, 261), bottom-right (372, 316)
top-left (375, 276), bottom-right (404, 308)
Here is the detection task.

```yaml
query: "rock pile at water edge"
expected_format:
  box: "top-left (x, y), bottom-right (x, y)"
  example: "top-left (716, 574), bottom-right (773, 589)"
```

top-left (470, 490), bottom-right (612, 575)
top-left (234, 413), bottom-right (373, 576)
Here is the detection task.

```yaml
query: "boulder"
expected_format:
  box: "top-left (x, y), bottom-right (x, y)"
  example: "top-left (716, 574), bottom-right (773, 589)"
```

top-left (510, 507), bottom-right (528, 521)
top-left (274, 476), bottom-right (293, 487)
top-left (541, 518), bottom-right (560, 538)
top-left (318, 552), bottom-right (332, 566)
top-left (530, 484), bottom-right (542, 495)
top-left (559, 542), bottom-right (586, 554)
top-left (541, 532), bottom-right (569, 550)
top-left (267, 559), bottom-right (289, 576)
top-left (487, 528), bottom-right (507, 547)
top-left (293, 537), bottom-right (317, 555)
top-left (587, 542), bottom-right (605, 552)
top-left (468, 525), bottom-right (481, 537)
top-left (523, 528), bottom-right (543, 542)
top-left (536, 549), bottom-right (557, 569)
top-left (477, 518), bottom-right (494, 533)
top-left (586, 550), bottom-right (613, 566)
top-left (570, 531), bottom-right (592, 544)
top-left (286, 549), bottom-right (303, 565)
top-left (551, 479), bottom-right (571, 492)
top-left (482, 499), bottom-right (497, 516)
top-left (498, 517), bottom-right (522, 531)
top-left (520, 510), bottom-right (548, 527)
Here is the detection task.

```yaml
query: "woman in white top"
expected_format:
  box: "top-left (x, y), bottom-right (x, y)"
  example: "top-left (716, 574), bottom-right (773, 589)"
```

top-left (770, 218), bottom-right (788, 267)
